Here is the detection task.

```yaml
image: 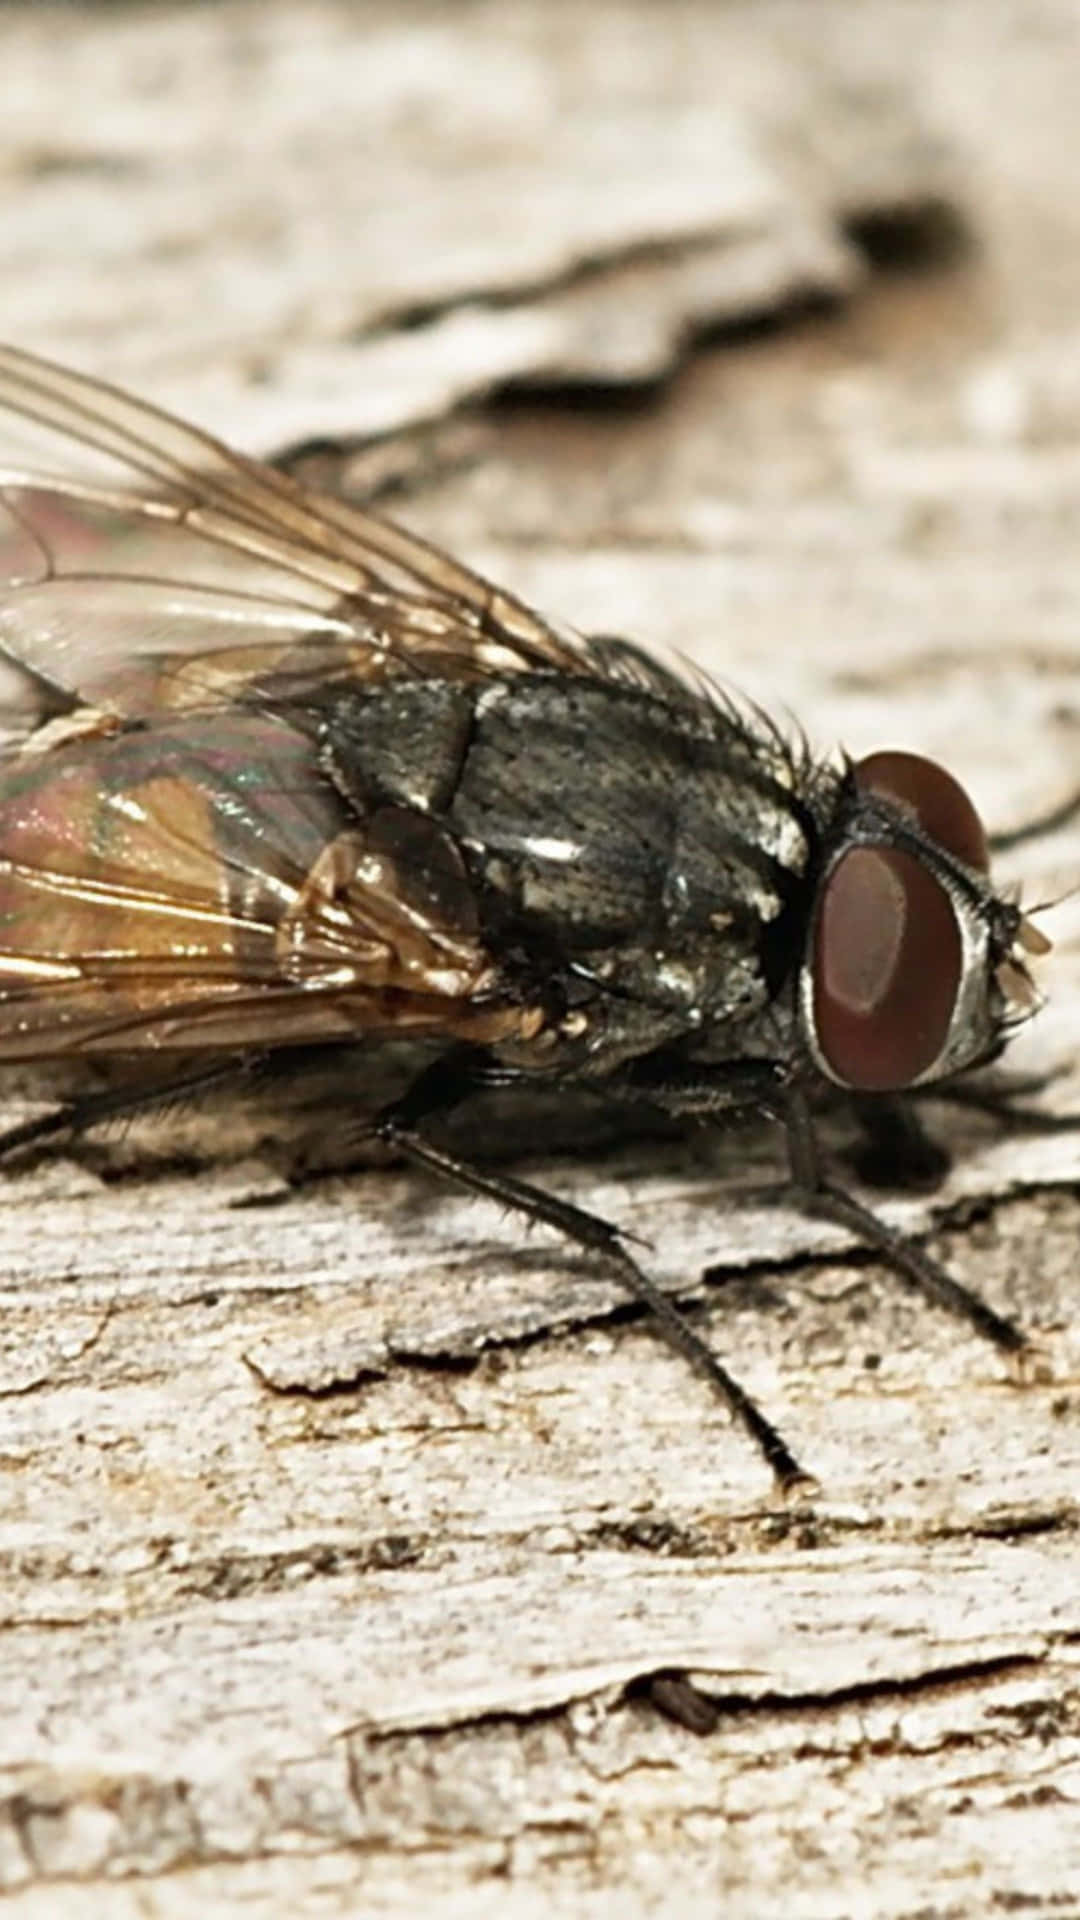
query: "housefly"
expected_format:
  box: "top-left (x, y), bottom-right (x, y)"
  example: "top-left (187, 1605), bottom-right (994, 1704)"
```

top-left (0, 344), bottom-right (1057, 1488)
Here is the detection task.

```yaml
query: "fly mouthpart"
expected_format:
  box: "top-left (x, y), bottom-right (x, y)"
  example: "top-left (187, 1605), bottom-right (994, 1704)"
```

top-left (1018, 913), bottom-right (1053, 957)
top-left (994, 911), bottom-right (1051, 1015)
top-left (995, 956), bottom-right (1040, 1012)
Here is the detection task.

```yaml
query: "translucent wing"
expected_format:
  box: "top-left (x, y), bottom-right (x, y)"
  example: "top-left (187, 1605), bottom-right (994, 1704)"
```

top-left (0, 704), bottom-right (528, 1060)
top-left (0, 345), bottom-right (599, 1061)
top-left (0, 344), bottom-right (585, 720)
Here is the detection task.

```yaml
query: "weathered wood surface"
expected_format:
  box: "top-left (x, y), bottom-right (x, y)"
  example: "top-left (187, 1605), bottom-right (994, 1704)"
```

top-left (0, 3), bottom-right (1079, 1915)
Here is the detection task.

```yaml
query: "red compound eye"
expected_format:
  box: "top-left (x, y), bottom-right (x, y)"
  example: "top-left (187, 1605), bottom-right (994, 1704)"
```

top-left (811, 752), bottom-right (989, 1091)
top-left (854, 750), bottom-right (989, 873)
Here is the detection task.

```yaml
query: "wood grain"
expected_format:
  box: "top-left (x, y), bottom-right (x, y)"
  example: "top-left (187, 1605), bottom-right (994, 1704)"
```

top-left (0, 2), bottom-right (1078, 1913)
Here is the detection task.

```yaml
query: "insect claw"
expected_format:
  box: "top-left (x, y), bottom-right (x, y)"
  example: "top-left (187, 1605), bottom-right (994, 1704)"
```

top-left (774, 1466), bottom-right (822, 1505)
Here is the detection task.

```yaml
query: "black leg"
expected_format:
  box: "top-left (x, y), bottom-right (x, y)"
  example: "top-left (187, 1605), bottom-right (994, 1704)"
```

top-left (849, 1093), bottom-right (951, 1191)
top-left (373, 1052), bottom-right (811, 1492)
top-left (989, 784), bottom-right (1080, 853)
top-left (0, 1053), bottom-right (269, 1163)
top-left (369, 1043), bottom-right (500, 1133)
top-left (781, 1088), bottom-right (1033, 1366)
top-left (920, 1070), bottom-right (1080, 1134)
top-left (615, 1055), bottom-right (1038, 1372)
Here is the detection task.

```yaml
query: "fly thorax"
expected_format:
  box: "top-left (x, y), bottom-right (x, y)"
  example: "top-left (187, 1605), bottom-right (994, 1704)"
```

top-left (448, 678), bottom-right (815, 962)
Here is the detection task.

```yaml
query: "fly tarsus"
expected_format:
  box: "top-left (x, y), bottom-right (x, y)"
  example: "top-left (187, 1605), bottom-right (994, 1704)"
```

top-left (782, 1086), bottom-right (1035, 1368)
top-left (375, 1108), bottom-right (811, 1494)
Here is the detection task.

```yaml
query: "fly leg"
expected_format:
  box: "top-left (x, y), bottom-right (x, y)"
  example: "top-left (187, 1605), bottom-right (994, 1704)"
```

top-left (0, 1054), bottom-right (270, 1163)
top-left (918, 1072), bottom-right (1080, 1133)
top-left (989, 783), bottom-right (1080, 852)
top-left (617, 1056), bottom-right (1036, 1377)
top-left (781, 1086), bottom-right (1033, 1366)
top-left (848, 1093), bottom-right (951, 1190)
top-left (372, 1049), bottom-right (811, 1492)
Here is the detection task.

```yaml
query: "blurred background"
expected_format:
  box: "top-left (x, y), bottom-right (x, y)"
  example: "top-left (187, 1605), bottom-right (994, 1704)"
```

top-left (5, 0), bottom-right (1077, 1076)
top-left (2, 8), bottom-right (1079, 1916)
top-left (3, 3), bottom-right (1078, 824)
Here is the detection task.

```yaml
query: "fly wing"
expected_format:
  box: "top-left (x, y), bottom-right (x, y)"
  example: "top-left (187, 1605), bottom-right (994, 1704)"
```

top-left (0, 705), bottom-right (528, 1061)
top-left (0, 344), bottom-right (586, 721)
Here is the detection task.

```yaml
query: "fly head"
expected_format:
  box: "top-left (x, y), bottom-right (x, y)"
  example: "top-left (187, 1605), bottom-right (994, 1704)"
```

top-left (799, 750), bottom-right (1049, 1094)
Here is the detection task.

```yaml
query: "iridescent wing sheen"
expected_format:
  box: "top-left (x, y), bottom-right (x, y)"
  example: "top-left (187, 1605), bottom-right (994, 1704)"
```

top-left (0, 343), bottom-right (585, 721)
top-left (0, 344), bottom-right (592, 1057)
top-left (0, 705), bottom-right (526, 1061)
